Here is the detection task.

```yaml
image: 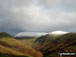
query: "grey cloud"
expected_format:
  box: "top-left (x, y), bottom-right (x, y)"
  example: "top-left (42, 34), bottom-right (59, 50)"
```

top-left (60, 0), bottom-right (76, 11)
top-left (39, 0), bottom-right (62, 8)
top-left (0, 0), bottom-right (76, 36)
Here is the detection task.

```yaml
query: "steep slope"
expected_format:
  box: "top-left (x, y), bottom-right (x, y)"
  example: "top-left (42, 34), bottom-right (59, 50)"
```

top-left (33, 32), bottom-right (76, 57)
top-left (0, 32), bottom-right (43, 57)
top-left (33, 34), bottom-right (63, 50)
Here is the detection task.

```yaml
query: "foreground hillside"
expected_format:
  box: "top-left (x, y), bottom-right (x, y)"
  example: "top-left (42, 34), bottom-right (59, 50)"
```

top-left (0, 32), bottom-right (43, 57)
top-left (33, 32), bottom-right (76, 57)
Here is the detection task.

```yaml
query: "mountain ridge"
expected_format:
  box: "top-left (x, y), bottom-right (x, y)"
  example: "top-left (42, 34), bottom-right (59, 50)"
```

top-left (32, 32), bottom-right (76, 57)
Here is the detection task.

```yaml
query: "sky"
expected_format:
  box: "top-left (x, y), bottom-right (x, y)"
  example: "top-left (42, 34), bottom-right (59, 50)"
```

top-left (0, 0), bottom-right (76, 36)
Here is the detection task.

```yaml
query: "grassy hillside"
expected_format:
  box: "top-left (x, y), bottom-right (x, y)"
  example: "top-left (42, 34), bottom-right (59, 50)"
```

top-left (16, 38), bottom-right (37, 46)
top-left (33, 34), bottom-right (63, 51)
top-left (33, 33), bottom-right (76, 57)
top-left (1, 32), bottom-right (76, 57)
top-left (0, 32), bottom-right (43, 57)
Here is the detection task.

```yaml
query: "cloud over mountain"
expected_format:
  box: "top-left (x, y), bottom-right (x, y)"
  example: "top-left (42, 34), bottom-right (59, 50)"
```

top-left (0, 0), bottom-right (76, 35)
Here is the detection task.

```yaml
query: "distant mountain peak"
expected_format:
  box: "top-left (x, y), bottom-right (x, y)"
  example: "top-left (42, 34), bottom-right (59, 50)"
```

top-left (49, 31), bottom-right (69, 35)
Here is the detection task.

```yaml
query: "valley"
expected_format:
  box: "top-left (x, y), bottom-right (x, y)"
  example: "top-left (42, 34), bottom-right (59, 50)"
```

top-left (0, 31), bottom-right (76, 57)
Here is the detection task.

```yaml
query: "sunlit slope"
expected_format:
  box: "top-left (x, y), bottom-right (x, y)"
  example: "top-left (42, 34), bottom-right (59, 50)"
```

top-left (0, 32), bottom-right (43, 57)
top-left (0, 44), bottom-right (29, 57)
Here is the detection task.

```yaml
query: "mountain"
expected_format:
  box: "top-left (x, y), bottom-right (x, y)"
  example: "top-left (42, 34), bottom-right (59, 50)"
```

top-left (0, 32), bottom-right (12, 38)
top-left (15, 31), bottom-right (68, 46)
top-left (0, 32), bottom-right (43, 57)
top-left (15, 32), bottom-right (48, 46)
top-left (15, 32), bottom-right (48, 38)
top-left (33, 31), bottom-right (76, 57)
top-left (1, 31), bottom-right (76, 57)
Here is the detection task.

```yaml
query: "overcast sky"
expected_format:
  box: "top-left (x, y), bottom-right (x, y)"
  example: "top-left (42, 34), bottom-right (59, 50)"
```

top-left (0, 0), bottom-right (76, 35)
